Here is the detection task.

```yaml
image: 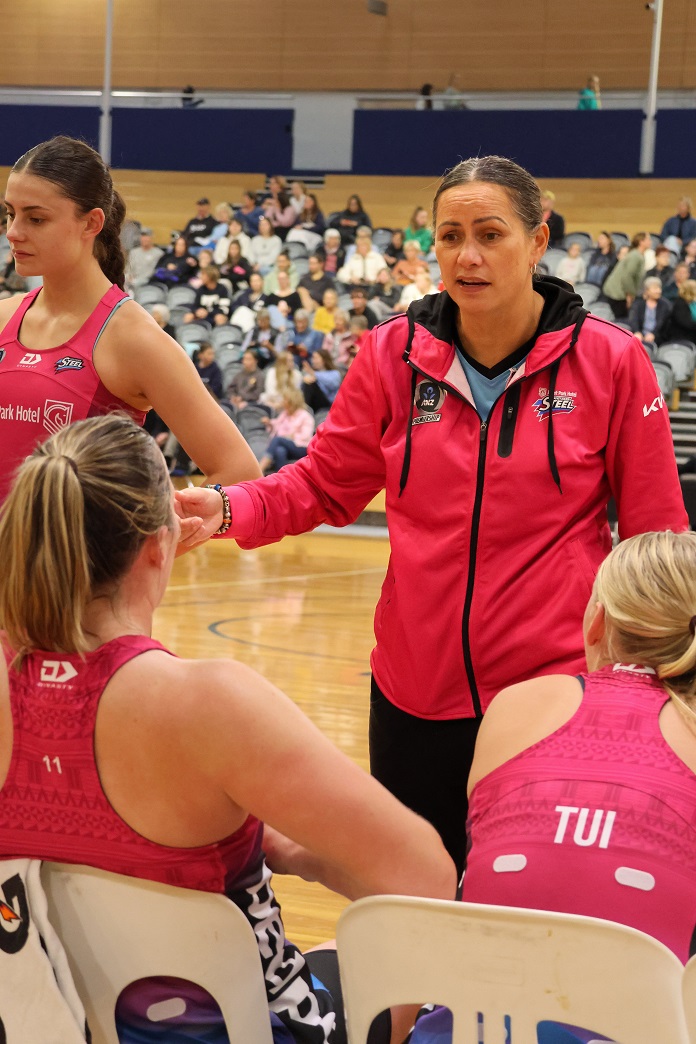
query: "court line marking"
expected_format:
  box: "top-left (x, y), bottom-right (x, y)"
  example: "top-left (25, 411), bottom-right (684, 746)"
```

top-left (165, 566), bottom-right (386, 594)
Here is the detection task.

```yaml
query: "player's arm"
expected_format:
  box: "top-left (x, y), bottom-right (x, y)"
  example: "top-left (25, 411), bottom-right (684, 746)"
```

top-left (96, 304), bottom-right (261, 485)
top-left (187, 659), bottom-right (456, 904)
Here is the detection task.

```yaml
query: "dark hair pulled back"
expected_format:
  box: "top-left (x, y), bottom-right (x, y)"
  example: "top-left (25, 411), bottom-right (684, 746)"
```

top-left (432, 155), bottom-right (543, 235)
top-left (13, 135), bottom-right (127, 289)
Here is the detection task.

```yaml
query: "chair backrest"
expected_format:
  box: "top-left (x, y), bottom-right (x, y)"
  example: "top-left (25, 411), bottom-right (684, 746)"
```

top-left (610, 231), bottom-right (630, 249)
top-left (336, 896), bottom-right (688, 1044)
top-left (133, 285), bottom-right (167, 307)
top-left (563, 231), bottom-right (593, 250)
top-left (652, 358), bottom-right (675, 397)
top-left (174, 322), bottom-right (211, 348)
top-left (540, 247), bottom-right (567, 276)
top-left (574, 282), bottom-right (600, 306)
top-left (211, 324), bottom-right (245, 350)
top-left (41, 862), bottom-right (273, 1044)
top-left (588, 301), bottom-right (615, 321)
top-left (167, 285), bottom-right (197, 309)
top-left (284, 241), bottom-right (309, 260)
top-left (656, 343), bottom-right (696, 384)
top-left (372, 227), bottom-right (394, 251)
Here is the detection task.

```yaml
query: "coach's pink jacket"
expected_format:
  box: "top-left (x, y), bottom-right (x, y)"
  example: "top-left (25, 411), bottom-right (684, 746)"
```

top-left (222, 279), bottom-right (687, 719)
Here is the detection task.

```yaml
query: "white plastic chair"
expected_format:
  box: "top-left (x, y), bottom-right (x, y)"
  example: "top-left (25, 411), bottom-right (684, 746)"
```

top-left (41, 862), bottom-right (273, 1044)
top-left (336, 896), bottom-right (688, 1044)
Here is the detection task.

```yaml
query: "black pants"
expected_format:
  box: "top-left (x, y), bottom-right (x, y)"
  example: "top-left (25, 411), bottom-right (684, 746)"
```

top-left (369, 678), bottom-right (481, 879)
top-left (606, 296), bottom-right (628, 319)
top-left (304, 949), bottom-right (390, 1044)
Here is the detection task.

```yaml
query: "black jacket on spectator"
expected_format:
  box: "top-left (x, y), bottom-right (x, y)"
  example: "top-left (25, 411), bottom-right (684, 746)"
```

top-left (299, 273), bottom-right (336, 306)
top-left (627, 297), bottom-right (672, 345)
top-left (193, 283), bottom-right (231, 320)
top-left (586, 249), bottom-right (617, 288)
top-left (195, 360), bottom-right (224, 400)
top-left (665, 298), bottom-right (696, 344)
top-left (330, 209), bottom-right (372, 244)
top-left (546, 211), bottom-right (565, 248)
top-left (183, 215), bottom-right (217, 248)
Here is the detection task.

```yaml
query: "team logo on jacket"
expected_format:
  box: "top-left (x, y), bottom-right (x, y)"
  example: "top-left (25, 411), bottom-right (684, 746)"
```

top-left (533, 386), bottom-right (577, 421)
top-left (55, 355), bottom-right (84, 374)
top-left (42, 399), bottom-right (74, 436)
top-left (412, 378), bottom-right (446, 425)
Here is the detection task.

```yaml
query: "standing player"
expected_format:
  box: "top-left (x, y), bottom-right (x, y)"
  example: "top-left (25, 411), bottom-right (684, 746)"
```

top-left (0, 136), bottom-right (259, 502)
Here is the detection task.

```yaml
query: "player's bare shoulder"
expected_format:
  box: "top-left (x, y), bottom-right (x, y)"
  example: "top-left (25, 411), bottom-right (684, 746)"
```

top-left (0, 292), bottom-right (31, 336)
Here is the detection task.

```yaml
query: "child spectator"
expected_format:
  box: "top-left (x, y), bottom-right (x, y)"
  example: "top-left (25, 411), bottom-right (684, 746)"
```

top-left (258, 388), bottom-right (314, 473)
top-left (183, 265), bottom-right (231, 326)
top-left (194, 341), bottom-right (224, 400)
top-left (555, 242), bottom-right (587, 286)
top-left (219, 240), bottom-right (253, 293)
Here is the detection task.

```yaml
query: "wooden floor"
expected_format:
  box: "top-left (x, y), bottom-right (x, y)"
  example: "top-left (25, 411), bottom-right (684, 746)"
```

top-left (153, 527), bottom-right (389, 950)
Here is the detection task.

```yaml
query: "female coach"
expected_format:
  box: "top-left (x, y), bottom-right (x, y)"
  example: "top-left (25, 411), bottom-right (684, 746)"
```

top-left (177, 155), bottom-right (687, 874)
top-left (0, 136), bottom-right (259, 502)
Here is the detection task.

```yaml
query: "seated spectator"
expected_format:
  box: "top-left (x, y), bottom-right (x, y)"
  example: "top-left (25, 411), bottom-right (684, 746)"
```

top-left (183, 265), bottom-right (231, 326)
top-left (289, 179), bottom-right (308, 215)
top-left (312, 287), bottom-right (340, 334)
top-left (301, 349), bottom-right (342, 412)
top-left (663, 261), bottom-right (691, 303)
top-left (228, 349), bottom-right (266, 407)
top-left (585, 231), bottom-right (617, 287)
top-left (394, 268), bottom-right (440, 311)
top-left (645, 244), bottom-right (675, 287)
top-left (602, 232), bottom-right (651, 319)
top-left (540, 190), bottom-right (565, 248)
top-left (235, 190), bottom-right (263, 237)
top-left (193, 341), bottom-right (224, 399)
top-left (182, 196), bottom-right (217, 251)
top-left (282, 309), bottom-right (325, 359)
top-left (337, 237), bottom-right (388, 287)
top-left (370, 268), bottom-right (402, 316)
top-left (555, 242), bottom-right (587, 286)
top-left (213, 217), bottom-right (252, 265)
top-left (259, 349), bottom-right (303, 411)
top-left (126, 227), bottom-right (163, 291)
top-left (258, 388), bottom-right (315, 473)
top-left (197, 202), bottom-right (233, 251)
top-left (684, 238), bottom-right (696, 279)
top-left (153, 235), bottom-right (197, 286)
top-left (330, 194), bottom-right (372, 244)
top-left (323, 309), bottom-right (356, 366)
top-left (383, 229), bottom-right (405, 270)
top-left (241, 308), bottom-right (281, 367)
top-left (348, 286), bottom-right (380, 329)
top-left (287, 193), bottom-right (326, 253)
top-left (348, 314), bottom-right (370, 356)
top-left (660, 196), bottom-right (696, 251)
top-left (187, 248), bottom-right (215, 288)
top-left (298, 254), bottom-right (335, 311)
top-left (247, 216), bottom-right (282, 275)
top-left (149, 303), bottom-right (176, 339)
top-left (391, 239), bottom-right (427, 286)
top-left (263, 188), bottom-right (296, 239)
top-left (219, 240), bottom-right (253, 293)
top-left (266, 270), bottom-right (303, 316)
top-left (0, 414), bottom-right (452, 1044)
top-left (627, 277), bottom-right (672, 346)
top-left (404, 206), bottom-right (433, 255)
top-left (665, 278), bottom-right (696, 343)
top-left (316, 228), bottom-right (346, 276)
top-left (233, 270), bottom-right (270, 313)
top-left (264, 252), bottom-right (300, 294)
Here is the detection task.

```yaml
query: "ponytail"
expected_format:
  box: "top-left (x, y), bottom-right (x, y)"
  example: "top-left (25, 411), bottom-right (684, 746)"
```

top-left (95, 188), bottom-right (127, 289)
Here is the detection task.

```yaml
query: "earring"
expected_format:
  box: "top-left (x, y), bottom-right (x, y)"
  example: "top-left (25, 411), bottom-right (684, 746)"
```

top-left (530, 263), bottom-right (538, 276)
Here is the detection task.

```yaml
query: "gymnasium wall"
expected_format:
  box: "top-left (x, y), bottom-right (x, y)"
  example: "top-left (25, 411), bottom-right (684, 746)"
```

top-left (3, 0), bottom-right (696, 92)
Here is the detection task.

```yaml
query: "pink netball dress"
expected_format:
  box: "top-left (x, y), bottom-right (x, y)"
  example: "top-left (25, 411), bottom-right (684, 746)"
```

top-left (464, 664), bottom-right (696, 962)
top-left (0, 285), bottom-right (146, 503)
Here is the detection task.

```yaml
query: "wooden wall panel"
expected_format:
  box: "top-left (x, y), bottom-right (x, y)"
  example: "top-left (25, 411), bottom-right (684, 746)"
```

top-left (2, 0), bottom-right (696, 92)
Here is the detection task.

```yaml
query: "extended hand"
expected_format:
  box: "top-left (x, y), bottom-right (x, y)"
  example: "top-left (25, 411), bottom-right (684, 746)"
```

top-left (174, 486), bottom-right (225, 548)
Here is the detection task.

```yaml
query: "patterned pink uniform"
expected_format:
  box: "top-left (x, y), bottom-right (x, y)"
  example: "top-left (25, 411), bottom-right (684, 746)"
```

top-left (464, 664), bottom-right (696, 961)
top-left (0, 285), bottom-right (146, 503)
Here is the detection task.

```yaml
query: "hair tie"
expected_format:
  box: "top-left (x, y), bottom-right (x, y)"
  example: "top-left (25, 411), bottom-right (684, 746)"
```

top-left (690, 616), bottom-right (696, 637)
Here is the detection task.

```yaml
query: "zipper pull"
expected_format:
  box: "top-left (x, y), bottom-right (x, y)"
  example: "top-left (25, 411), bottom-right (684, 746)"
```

top-left (480, 421), bottom-right (488, 440)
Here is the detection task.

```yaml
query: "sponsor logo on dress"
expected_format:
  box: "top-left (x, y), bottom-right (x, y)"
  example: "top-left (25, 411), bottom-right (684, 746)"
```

top-left (55, 355), bottom-right (84, 374)
top-left (533, 386), bottom-right (577, 421)
top-left (0, 403), bottom-right (40, 422)
top-left (412, 378), bottom-right (445, 425)
top-left (43, 399), bottom-right (74, 435)
top-left (19, 352), bottom-right (42, 366)
top-left (643, 394), bottom-right (665, 418)
top-left (40, 660), bottom-right (78, 684)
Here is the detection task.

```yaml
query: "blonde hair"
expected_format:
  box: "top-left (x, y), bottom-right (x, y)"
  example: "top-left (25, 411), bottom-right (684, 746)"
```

top-left (281, 387), bottom-right (306, 413)
top-left (0, 414), bottom-right (172, 665)
top-left (594, 531), bottom-right (696, 705)
top-left (680, 279), bottom-right (696, 304)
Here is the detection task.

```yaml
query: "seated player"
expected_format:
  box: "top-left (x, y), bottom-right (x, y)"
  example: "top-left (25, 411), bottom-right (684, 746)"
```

top-left (409, 529), bottom-right (696, 1043)
top-left (0, 413), bottom-right (455, 1044)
